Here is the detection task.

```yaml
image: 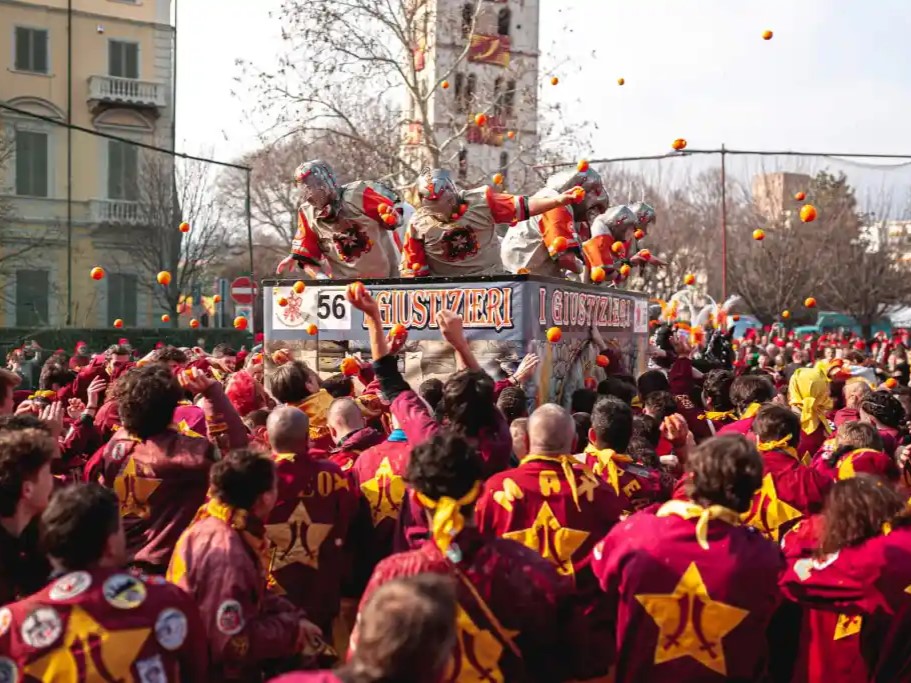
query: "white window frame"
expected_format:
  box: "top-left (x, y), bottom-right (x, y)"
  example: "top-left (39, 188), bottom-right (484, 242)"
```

top-left (11, 25), bottom-right (51, 76)
top-left (107, 38), bottom-right (140, 79)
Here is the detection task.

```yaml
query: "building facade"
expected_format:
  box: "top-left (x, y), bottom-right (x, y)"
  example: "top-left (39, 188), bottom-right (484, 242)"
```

top-left (0, 0), bottom-right (174, 328)
top-left (401, 0), bottom-right (540, 191)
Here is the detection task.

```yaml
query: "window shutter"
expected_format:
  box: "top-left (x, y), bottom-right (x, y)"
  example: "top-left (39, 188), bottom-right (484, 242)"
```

top-left (33, 133), bottom-right (48, 197)
top-left (108, 141), bottom-right (122, 198)
top-left (125, 43), bottom-right (138, 79)
top-left (109, 41), bottom-right (122, 77)
top-left (123, 144), bottom-right (138, 200)
top-left (15, 131), bottom-right (30, 195)
top-left (33, 30), bottom-right (48, 73)
top-left (16, 270), bottom-right (49, 327)
top-left (14, 28), bottom-right (29, 71)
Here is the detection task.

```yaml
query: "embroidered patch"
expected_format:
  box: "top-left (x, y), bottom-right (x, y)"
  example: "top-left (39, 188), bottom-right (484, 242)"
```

top-left (794, 551), bottom-right (840, 581)
top-left (155, 608), bottom-right (188, 651)
top-left (228, 635), bottom-right (249, 658)
top-left (102, 574), bottom-right (147, 609)
top-left (135, 654), bottom-right (165, 683)
top-left (0, 609), bottom-right (11, 637)
top-left (20, 607), bottom-right (62, 649)
top-left (111, 441), bottom-right (131, 462)
top-left (0, 657), bottom-right (18, 683)
top-left (48, 571), bottom-right (93, 602)
top-left (215, 600), bottom-right (245, 636)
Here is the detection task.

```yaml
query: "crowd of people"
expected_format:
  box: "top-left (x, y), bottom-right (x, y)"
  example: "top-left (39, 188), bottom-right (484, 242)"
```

top-left (1, 282), bottom-right (911, 682)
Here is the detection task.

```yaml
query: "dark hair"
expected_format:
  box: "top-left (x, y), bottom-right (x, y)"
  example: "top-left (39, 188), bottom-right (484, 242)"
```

top-left (322, 373), bottom-right (354, 399)
top-left (590, 396), bottom-right (633, 452)
top-left (0, 414), bottom-right (51, 433)
top-left (419, 378), bottom-right (444, 412)
top-left (752, 404), bottom-right (801, 446)
top-left (38, 362), bottom-right (75, 391)
top-left (861, 391), bottom-right (905, 429)
top-left (570, 388), bottom-right (598, 415)
top-left (242, 408), bottom-right (271, 431)
top-left (628, 436), bottom-right (660, 469)
top-left (820, 475), bottom-right (908, 555)
top-left (572, 412), bottom-right (591, 450)
top-left (632, 414), bottom-right (661, 447)
top-left (637, 370), bottom-right (670, 400)
top-left (643, 391), bottom-right (678, 421)
top-left (441, 370), bottom-right (497, 438)
top-left (686, 435), bottom-right (763, 512)
top-left (0, 369), bottom-right (19, 402)
top-left (406, 431), bottom-right (482, 501)
top-left (210, 449), bottom-right (276, 511)
top-left (212, 343), bottom-right (237, 358)
top-left (497, 386), bottom-right (528, 423)
top-left (41, 484), bottom-right (120, 569)
top-left (0, 428), bottom-right (55, 516)
top-left (153, 346), bottom-right (188, 365)
top-left (106, 344), bottom-right (131, 357)
top-left (596, 377), bottom-right (637, 406)
top-left (702, 369), bottom-right (734, 412)
top-left (267, 361), bottom-right (315, 404)
top-left (729, 374), bottom-right (775, 413)
top-left (116, 365), bottom-right (183, 439)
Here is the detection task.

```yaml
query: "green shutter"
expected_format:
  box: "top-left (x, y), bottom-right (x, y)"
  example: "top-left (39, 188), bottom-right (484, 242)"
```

top-left (15, 131), bottom-right (48, 197)
top-left (16, 270), bottom-right (49, 327)
top-left (32, 30), bottom-right (48, 73)
top-left (125, 43), bottom-right (138, 79)
top-left (14, 28), bottom-right (30, 71)
top-left (109, 40), bottom-right (122, 77)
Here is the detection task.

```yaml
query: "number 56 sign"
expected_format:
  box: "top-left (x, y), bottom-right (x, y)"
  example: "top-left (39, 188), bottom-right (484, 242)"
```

top-left (271, 285), bottom-right (352, 331)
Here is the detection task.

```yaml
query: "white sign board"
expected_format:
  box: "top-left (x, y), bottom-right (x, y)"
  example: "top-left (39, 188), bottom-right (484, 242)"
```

top-left (270, 285), bottom-right (352, 332)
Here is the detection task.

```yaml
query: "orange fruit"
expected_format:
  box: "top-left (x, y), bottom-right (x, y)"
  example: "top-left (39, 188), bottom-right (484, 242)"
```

top-left (347, 281), bottom-right (366, 300)
top-left (233, 316), bottom-right (248, 330)
top-left (611, 242), bottom-right (625, 255)
top-left (638, 249), bottom-right (651, 260)
top-left (753, 229), bottom-right (765, 241)
top-left (113, 319), bottom-right (123, 328)
top-left (90, 266), bottom-right (105, 281)
top-left (190, 318), bottom-right (200, 329)
top-left (590, 266), bottom-right (606, 283)
top-left (577, 159), bottom-right (589, 173)
top-left (886, 378), bottom-right (899, 389)
top-left (292, 281), bottom-right (305, 294)
top-left (805, 297), bottom-right (817, 308)
top-left (507, 131), bottom-right (516, 139)
top-left (492, 173), bottom-right (504, 185)
top-left (340, 357), bottom-right (360, 376)
top-left (161, 314), bottom-right (170, 323)
top-left (157, 271), bottom-right (172, 286)
top-left (475, 113), bottom-right (488, 126)
top-left (619, 264), bottom-right (631, 277)
top-left (213, 294), bottom-right (222, 304)
top-left (441, 80), bottom-right (450, 89)
top-left (794, 191), bottom-right (806, 201)
top-left (617, 77), bottom-right (625, 85)
top-left (732, 314), bottom-right (741, 322)
top-left (800, 205), bottom-right (817, 223)
top-left (551, 236), bottom-right (568, 253)
top-left (782, 310), bottom-right (791, 319)
top-left (596, 354), bottom-right (610, 368)
top-left (550, 76), bottom-right (559, 85)
top-left (277, 297), bottom-right (289, 307)
top-left (672, 138), bottom-right (687, 151)
top-left (762, 30), bottom-right (773, 40)
top-left (546, 326), bottom-right (562, 343)
top-left (391, 323), bottom-right (407, 338)
top-left (634, 229), bottom-right (645, 240)
top-left (178, 222), bottom-right (190, 233)
top-left (306, 323), bottom-right (318, 335)
top-left (684, 274), bottom-right (696, 286)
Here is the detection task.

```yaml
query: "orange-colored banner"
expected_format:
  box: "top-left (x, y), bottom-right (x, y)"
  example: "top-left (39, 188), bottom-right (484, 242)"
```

top-left (468, 33), bottom-right (510, 67)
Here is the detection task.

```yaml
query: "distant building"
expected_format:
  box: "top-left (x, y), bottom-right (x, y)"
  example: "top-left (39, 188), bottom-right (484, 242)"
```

top-left (862, 220), bottom-right (911, 261)
top-left (401, 0), bottom-right (540, 190)
top-left (0, 0), bottom-right (174, 327)
top-left (751, 172), bottom-right (812, 220)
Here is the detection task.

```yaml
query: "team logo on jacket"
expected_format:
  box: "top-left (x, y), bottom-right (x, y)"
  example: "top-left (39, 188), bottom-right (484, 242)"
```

top-left (20, 607), bottom-right (62, 649)
top-left (135, 654), bottom-right (165, 683)
top-left (0, 609), bottom-right (11, 637)
top-left (216, 600), bottom-right (245, 635)
top-left (0, 656), bottom-right (18, 683)
top-left (440, 226), bottom-right (479, 261)
top-left (102, 574), bottom-right (147, 609)
top-left (155, 608), bottom-right (188, 651)
top-left (49, 571), bottom-right (92, 601)
top-left (332, 224), bottom-right (372, 263)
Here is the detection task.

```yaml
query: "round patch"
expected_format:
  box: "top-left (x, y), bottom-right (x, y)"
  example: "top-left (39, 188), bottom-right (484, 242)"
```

top-left (20, 607), bottom-right (62, 649)
top-left (48, 571), bottom-right (92, 602)
top-left (102, 574), bottom-right (147, 610)
top-left (0, 657), bottom-right (18, 683)
top-left (154, 608), bottom-right (187, 651)
top-left (0, 609), bottom-right (12, 638)
top-left (215, 600), bottom-right (245, 636)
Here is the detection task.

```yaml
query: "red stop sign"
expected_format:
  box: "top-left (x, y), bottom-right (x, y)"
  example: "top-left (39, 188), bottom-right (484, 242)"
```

top-left (230, 276), bottom-right (257, 305)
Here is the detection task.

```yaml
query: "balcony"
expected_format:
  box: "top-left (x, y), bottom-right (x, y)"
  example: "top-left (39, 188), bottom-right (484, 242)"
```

top-left (89, 199), bottom-right (144, 225)
top-left (87, 75), bottom-right (166, 111)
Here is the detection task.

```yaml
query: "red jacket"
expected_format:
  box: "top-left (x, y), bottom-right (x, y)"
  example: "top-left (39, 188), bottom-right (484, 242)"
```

top-left (326, 426), bottom-right (386, 472)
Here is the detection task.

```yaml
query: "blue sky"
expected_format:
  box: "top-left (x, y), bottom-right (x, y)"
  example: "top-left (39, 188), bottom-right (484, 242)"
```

top-left (176, 0), bottom-right (911, 163)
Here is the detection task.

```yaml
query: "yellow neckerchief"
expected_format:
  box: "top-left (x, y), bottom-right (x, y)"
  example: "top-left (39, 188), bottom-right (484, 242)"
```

top-left (837, 448), bottom-right (882, 481)
top-left (698, 410), bottom-right (737, 422)
top-left (169, 421), bottom-right (203, 439)
top-left (656, 499), bottom-right (743, 550)
top-left (290, 389), bottom-right (334, 440)
top-left (789, 368), bottom-right (834, 436)
top-left (415, 482), bottom-right (482, 557)
top-left (521, 454), bottom-right (582, 511)
top-left (757, 437), bottom-right (800, 461)
top-left (192, 497), bottom-right (277, 589)
top-left (273, 452), bottom-right (298, 463)
top-left (740, 402), bottom-right (762, 420)
top-left (28, 389), bottom-right (57, 400)
top-left (631, 396), bottom-right (642, 409)
top-left (584, 444), bottom-right (633, 496)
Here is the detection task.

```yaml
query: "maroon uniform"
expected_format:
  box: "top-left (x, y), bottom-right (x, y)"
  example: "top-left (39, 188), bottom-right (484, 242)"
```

top-left (780, 525), bottom-right (911, 682)
top-left (326, 427), bottom-right (385, 473)
top-left (266, 452), bottom-right (361, 636)
top-left (583, 445), bottom-right (666, 512)
top-left (270, 674), bottom-right (340, 683)
top-left (0, 567), bottom-right (208, 682)
top-left (168, 499), bottom-right (303, 682)
top-left (287, 390), bottom-right (336, 455)
top-left (360, 527), bottom-right (575, 682)
top-left (592, 500), bottom-right (784, 683)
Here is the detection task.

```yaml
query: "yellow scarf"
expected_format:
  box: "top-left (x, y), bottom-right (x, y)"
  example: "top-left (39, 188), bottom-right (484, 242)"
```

top-left (788, 368), bottom-right (834, 436)
top-left (28, 389), bottom-right (57, 401)
top-left (521, 454), bottom-right (582, 511)
top-left (290, 389), bottom-right (334, 441)
top-left (415, 482), bottom-right (482, 557)
top-left (584, 444), bottom-right (633, 496)
top-left (191, 498), bottom-right (277, 589)
top-left (740, 402), bottom-right (762, 420)
top-left (656, 499), bottom-right (742, 550)
top-left (757, 437), bottom-right (800, 461)
top-left (698, 410), bottom-right (737, 422)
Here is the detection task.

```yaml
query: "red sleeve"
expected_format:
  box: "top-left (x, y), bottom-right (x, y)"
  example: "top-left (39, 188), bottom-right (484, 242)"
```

top-left (291, 208), bottom-right (323, 265)
top-left (485, 188), bottom-right (529, 224)
top-left (493, 378), bottom-right (512, 400)
top-left (400, 226), bottom-right (429, 276)
top-left (538, 206), bottom-right (578, 255)
top-left (361, 184), bottom-right (398, 229)
top-left (391, 390), bottom-right (439, 447)
top-left (201, 382), bottom-right (248, 451)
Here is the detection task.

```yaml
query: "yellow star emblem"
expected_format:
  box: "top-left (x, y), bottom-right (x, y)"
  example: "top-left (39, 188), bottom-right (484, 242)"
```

top-left (740, 473), bottom-right (802, 541)
top-left (502, 501), bottom-right (589, 577)
top-left (265, 500), bottom-right (333, 570)
top-left (443, 605), bottom-right (518, 682)
top-left (635, 561), bottom-right (748, 675)
top-left (359, 457), bottom-right (406, 526)
top-left (113, 457), bottom-right (161, 519)
top-left (25, 605), bottom-right (150, 681)
top-left (834, 613), bottom-right (862, 640)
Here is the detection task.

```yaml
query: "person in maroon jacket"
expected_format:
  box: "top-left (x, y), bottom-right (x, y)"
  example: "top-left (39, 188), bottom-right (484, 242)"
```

top-left (592, 434), bottom-right (784, 683)
top-left (718, 373), bottom-right (776, 437)
top-left (96, 364), bottom-right (246, 573)
top-left (168, 449), bottom-right (323, 682)
top-left (860, 390), bottom-right (905, 458)
top-left (326, 397), bottom-right (385, 472)
top-left (0, 426), bottom-right (55, 605)
top-left (0, 483), bottom-right (209, 682)
top-left (267, 361), bottom-right (337, 454)
top-left (264, 406), bottom-right (362, 644)
top-left (699, 369), bottom-right (737, 435)
top-left (58, 343), bottom-right (133, 403)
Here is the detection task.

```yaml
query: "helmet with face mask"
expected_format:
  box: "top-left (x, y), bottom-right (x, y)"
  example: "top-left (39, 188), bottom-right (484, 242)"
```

top-left (590, 205), bottom-right (638, 241)
top-left (629, 201), bottom-right (657, 230)
top-left (547, 167), bottom-right (609, 224)
top-left (294, 160), bottom-right (340, 219)
top-left (416, 168), bottom-right (462, 221)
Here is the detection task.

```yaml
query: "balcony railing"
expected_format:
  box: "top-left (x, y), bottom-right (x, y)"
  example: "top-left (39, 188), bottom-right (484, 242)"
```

top-left (90, 199), bottom-right (144, 225)
top-left (87, 75), bottom-right (166, 109)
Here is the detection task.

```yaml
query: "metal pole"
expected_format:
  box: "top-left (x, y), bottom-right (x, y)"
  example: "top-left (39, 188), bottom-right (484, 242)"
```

top-left (65, 0), bottom-right (73, 325)
top-left (720, 144), bottom-right (728, 301)
top-left (171, 0), bottom-right (177, 150)
top-left (245, 169), bottom-right (256, 334)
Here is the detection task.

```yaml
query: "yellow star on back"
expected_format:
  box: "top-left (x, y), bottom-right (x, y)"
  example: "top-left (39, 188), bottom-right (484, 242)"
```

top-left (113, 457), bottom-right (161, 519)
top-left (360, 457), bottom-right (406, 525)
top-left (502, 501), bottom-right (589, 577)
top-left (443, 605), bottom-right (518, 682)
top-left (635, 561), bottom-right (748, 675)
top-left (266, 500), bottom-right (333, 570)
top-left (25, 605), bottom-right (149, 681)
top-left (740, 473), bottom-right (802, 541)
top-left (834, 613), bottom-right (862, 640)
